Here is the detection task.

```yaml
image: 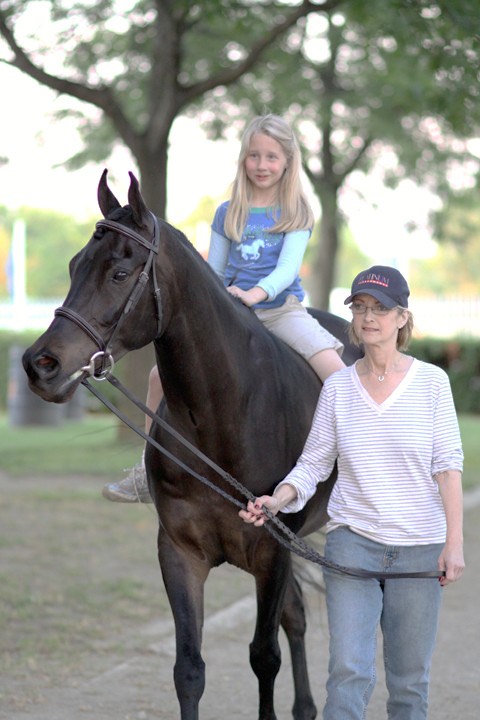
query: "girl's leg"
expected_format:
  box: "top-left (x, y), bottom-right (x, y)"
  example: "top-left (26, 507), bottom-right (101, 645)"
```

top-left (308, 348), bottom-right (345, 382)
top-left (145, 364), bottom-right (164, 433)
top-left (255, 296), bottom-right (345, 381)
top-left (102, 365), bottom-right (164, 502)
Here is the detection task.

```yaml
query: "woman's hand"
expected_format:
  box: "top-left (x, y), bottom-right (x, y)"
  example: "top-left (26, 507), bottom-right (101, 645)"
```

top-left (239, 485), bottom-right (298, 527)
top-left (239, 495), bottom-right (282, 527)
top-left (438, 541), bottom-right (465, 586)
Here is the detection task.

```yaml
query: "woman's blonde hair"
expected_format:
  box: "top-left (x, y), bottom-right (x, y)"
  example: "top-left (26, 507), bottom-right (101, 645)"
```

top-left (348, 308), bottom-right (414, 351)
top-left (224, 114), bottom-right (314, 242)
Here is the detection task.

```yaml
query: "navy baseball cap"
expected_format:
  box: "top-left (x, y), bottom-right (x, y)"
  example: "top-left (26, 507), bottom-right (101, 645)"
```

top-left (344, 265), bottom-right (410, 309)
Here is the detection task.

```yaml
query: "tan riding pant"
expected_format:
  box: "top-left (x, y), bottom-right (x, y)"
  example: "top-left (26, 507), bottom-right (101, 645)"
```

top-left (254, 295), bottom-right (344, 362)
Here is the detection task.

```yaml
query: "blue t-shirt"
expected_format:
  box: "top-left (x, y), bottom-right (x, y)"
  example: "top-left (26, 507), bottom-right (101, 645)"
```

top-left (210, 202), bottom-right (309, 310)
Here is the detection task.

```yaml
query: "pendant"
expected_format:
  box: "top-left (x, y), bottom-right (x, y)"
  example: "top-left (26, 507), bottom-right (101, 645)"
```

top-left (378, 375), bottom-right (385, 382)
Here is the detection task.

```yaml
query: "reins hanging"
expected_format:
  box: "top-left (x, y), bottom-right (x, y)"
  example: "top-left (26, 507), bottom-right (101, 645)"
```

top-left (57, 210), bottom-right (443, 581)
top-left (81, 373), bottom-right (444, 582)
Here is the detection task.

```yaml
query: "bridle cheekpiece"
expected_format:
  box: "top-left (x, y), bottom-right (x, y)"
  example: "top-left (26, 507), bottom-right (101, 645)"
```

top-left (54, 212), bottom-right (161, 380)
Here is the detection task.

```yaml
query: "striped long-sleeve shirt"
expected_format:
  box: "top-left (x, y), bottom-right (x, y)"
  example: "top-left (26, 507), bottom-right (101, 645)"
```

top-left (278, 359), bottom-right (463, 545)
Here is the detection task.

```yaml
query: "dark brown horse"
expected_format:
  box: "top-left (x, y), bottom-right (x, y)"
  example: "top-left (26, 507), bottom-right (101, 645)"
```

top-left (23, 171), bottom-right (361, 720)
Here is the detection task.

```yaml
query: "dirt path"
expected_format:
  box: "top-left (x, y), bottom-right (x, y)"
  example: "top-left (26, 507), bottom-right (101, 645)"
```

top-left (1, 478), bottom-right (479, 720)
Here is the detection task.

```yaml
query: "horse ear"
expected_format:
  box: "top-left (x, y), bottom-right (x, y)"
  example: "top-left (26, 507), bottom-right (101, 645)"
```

top-left (97, 169), bottom-right (121, 218)
top-left (127, 172), bottom-right (151, 228)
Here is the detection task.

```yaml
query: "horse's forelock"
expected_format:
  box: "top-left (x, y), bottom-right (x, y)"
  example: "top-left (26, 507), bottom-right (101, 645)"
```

top-left (109, 204), bottom-right (132, 222)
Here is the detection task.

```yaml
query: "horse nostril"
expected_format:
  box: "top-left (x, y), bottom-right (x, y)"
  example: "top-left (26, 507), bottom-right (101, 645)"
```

top-left (37, 356), bottom-right (54, 367)
top-left (34, 354), bottom-right (58, 375)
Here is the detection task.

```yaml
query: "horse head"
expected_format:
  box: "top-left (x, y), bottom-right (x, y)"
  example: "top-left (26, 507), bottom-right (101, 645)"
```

top-left (22, 170), bottom-right (162, 403)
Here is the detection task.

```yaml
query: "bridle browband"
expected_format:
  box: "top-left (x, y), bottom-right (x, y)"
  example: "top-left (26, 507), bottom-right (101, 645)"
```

top-left (54, 212), bottom-right (161, 379)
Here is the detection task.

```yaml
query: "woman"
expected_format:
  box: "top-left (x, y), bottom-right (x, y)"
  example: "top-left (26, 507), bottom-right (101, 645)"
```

top-left (240, 264), bottom-right (464, 720)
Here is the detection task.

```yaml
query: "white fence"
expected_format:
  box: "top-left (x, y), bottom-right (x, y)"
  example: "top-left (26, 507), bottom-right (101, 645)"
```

top-left (2, 295), bottom-right (480, 339)
top-left (329, 290), bottom-right (480, 340)
top-left (411, 297), bottom-right (480, 339)
top-left (0, 300), bottom-right (60, 332)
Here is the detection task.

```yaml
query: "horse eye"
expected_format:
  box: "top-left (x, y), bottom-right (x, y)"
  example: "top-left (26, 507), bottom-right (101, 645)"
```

top-left (113, 270), bottom-right (129, 283)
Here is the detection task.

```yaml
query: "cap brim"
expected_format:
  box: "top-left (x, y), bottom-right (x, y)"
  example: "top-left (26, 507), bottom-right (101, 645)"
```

top-left (344, 289), bottom-right (398, 308)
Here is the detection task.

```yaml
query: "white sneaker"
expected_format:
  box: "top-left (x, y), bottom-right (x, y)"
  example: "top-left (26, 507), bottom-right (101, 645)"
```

top-left (102, 464), bottom-right (153, 503)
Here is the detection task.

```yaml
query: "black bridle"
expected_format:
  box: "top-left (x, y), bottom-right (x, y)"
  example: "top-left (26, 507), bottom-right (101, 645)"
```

top-left (54, 213), bottom-right (162, 379)
top-left (54, 214), bottom-right (445, 582)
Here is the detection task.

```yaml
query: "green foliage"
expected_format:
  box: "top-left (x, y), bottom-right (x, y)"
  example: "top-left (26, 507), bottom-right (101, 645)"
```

top-left (0, 207), bottom-right (94, 299)
top-left (409, 190), bottom-right (480, 294)
top-left (1, 0), bottom-right (479, 305)
top-left (333, 225), bottom-right (372, 289)
top-left (1, 0), bottom-right (323, 178)
top-left (411, 336), bottom-right (480, 413)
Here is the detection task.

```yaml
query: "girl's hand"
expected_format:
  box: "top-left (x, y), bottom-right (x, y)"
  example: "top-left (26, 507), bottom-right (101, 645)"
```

top-left (227, 285), bottom-right (267, 307)
top-left (239, 495), bottom-right (281, 527)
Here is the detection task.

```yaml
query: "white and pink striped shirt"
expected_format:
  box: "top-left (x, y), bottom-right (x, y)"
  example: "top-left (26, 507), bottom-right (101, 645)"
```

top-left (278, 359), bottom-right (463, 545)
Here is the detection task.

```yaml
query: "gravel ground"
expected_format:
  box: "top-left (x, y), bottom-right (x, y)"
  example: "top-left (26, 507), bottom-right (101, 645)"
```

top-left (1, 476), bottom-right (479, 720)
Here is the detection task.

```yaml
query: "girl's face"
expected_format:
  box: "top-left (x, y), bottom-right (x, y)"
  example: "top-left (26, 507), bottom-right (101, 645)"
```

top-left (244, 132), bottom-right (288, 204)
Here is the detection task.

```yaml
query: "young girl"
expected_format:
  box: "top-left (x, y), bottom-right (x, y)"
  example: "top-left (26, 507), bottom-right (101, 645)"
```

top-left (103, 114), bottom-right (345, 503)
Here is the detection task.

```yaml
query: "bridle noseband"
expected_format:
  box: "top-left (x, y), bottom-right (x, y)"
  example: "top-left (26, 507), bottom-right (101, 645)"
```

top-left (54, 212), bottom-right (161, 380)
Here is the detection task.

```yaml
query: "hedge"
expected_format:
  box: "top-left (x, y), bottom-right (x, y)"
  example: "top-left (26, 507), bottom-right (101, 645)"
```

top-left (2, 332), bottom-right (480, 415)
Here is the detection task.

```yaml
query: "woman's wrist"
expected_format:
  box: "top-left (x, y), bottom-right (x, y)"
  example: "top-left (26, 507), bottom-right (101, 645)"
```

top-left (272, 483), bottom-right (298, 511)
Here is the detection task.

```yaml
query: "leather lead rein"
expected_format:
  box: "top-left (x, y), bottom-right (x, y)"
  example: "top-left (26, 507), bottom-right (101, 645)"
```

top-left (82, 374), bottom-right (445, 582)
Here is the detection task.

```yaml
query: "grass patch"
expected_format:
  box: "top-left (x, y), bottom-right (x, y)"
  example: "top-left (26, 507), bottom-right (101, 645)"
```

top-left (1, 411), bottom-right (479, 488)
top-left (457, 414), bottom-right (480, 490)
top-left (0, 474), bottom-right (253, 691)
top-left (0, 413), bottom-right (142, 477)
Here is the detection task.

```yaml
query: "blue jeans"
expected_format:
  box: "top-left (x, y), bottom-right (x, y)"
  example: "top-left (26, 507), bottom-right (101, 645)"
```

top-left (323, 527), bottom-right (443, 720)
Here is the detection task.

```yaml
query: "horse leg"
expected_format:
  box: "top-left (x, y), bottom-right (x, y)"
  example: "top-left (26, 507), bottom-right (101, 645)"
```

top-left (158, 527), bottom-right (209, 720)
top-left (280, 572), bottom-right (317, 720)
top-left (249, 548), bottom-right (292, 720)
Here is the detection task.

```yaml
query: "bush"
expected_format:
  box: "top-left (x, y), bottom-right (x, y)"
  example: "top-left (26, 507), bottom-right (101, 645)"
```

top-left (411, 337), bottom-right (480, 414)
top-left (2, 332), bottom-right (480, 414)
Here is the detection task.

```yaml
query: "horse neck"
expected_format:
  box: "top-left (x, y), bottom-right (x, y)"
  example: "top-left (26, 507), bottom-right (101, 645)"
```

top-left (154, 235), bottom-right (252, 414)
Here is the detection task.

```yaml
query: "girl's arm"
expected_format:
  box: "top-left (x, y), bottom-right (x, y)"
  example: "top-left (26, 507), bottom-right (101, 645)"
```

top-left (256, 229), bottom-right (310, 301)
top-left (207, 229), bottom-right (230, 279)
top-left (228, 229), bottom-right (310, 307)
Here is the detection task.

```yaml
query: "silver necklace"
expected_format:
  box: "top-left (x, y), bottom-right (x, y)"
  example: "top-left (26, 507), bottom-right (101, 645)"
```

top-left (364, 358), bottom-right (401, 382)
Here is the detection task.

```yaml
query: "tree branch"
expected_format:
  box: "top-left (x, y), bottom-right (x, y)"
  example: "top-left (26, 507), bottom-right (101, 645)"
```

top-left (0, 11), bottom-right (141, 152)
top-left (176, 0), bottom-right (345, 107)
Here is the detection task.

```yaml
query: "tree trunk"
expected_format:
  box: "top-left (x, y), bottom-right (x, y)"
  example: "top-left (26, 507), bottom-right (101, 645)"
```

top-left (310, 183), bottom-right (340, 310)
top-left (136, 143), bottom-right (169, 216)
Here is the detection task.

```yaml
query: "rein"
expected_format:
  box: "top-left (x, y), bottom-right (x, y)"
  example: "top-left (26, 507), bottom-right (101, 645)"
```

top-left (82, 372), bottom-right (443, 582)
top-left (57, 212), bottom-right (444, 581)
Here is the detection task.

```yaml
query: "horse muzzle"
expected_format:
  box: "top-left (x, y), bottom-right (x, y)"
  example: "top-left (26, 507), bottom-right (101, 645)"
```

top-left (22, 346), bottom-right (85, 403)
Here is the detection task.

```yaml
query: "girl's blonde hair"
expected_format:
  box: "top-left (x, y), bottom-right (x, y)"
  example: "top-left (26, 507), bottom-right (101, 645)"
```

top-left (224, 114), bottom-right (314, 242)
top-left (348, 308), bottom-right (414, 351)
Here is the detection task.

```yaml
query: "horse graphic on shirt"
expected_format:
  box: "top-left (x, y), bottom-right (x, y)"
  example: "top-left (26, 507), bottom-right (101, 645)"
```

top-left (237, 237), bottom-right (265, 261)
